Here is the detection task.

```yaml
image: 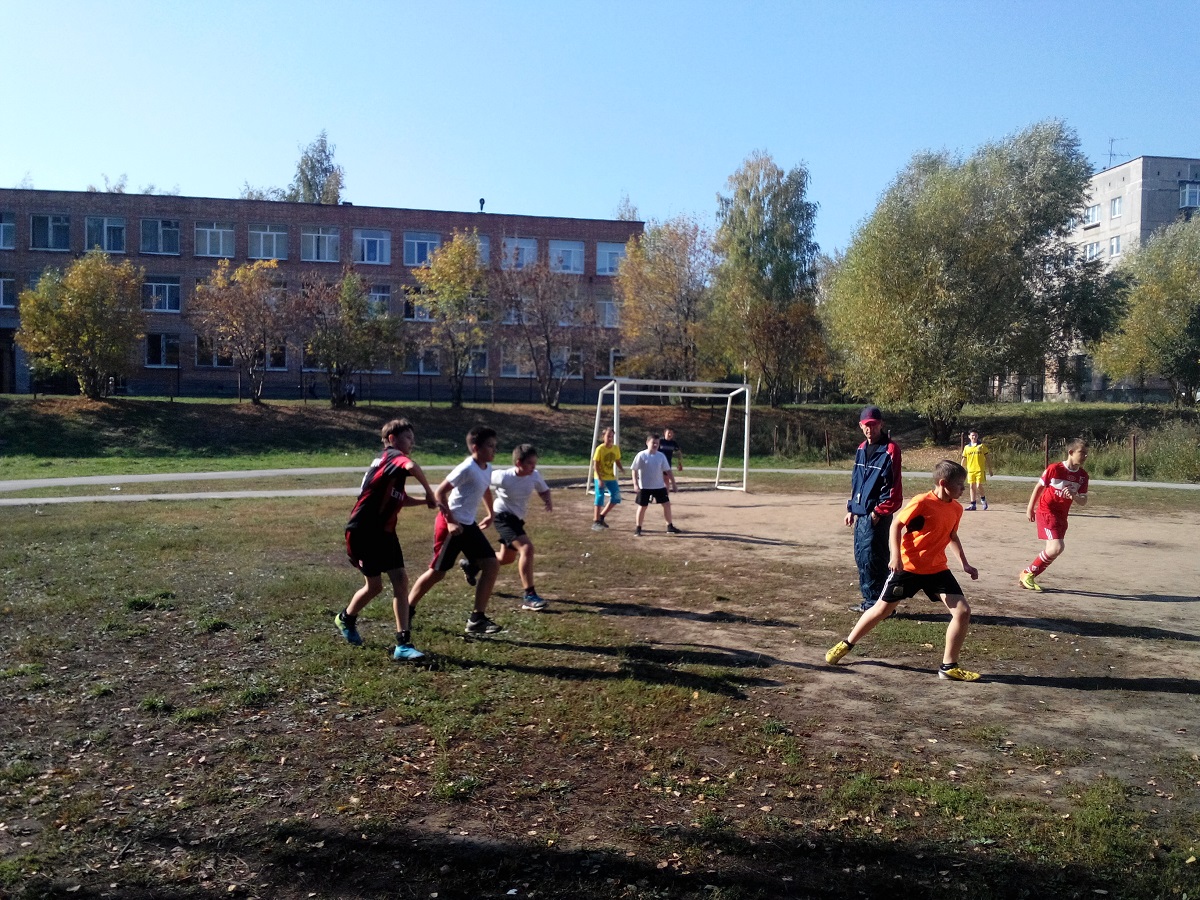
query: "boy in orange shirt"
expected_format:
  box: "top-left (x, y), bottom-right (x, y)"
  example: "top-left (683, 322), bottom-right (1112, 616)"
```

top-left (826, 459), bottom-right (981, 681)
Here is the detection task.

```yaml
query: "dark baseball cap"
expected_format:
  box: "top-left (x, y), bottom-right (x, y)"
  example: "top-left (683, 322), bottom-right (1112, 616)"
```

top-left (859, 406), bottom-right (883, 424)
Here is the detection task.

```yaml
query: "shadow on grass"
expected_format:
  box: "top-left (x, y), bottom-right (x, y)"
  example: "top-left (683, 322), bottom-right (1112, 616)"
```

top-left (560, 596), bottom-right (800, 629)
top-left (846, 659), bottom-right (1200, 694)
top-left (23, 818), bottom-right (1153, 900)
top-left (900, 610), bottom-right (1200, 641)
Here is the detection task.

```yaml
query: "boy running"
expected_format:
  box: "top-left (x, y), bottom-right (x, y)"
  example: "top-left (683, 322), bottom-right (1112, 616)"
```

top-left (590, 427), bottom-right (624, 531)
top-left (408, 426), bottom-right (505, 637)
top-left (631, 433), bottom-right (682, 537)
top-left (491, 443), bottom-right (554, 611)
top-left (1019, 438), bottom-right (1089, 592)
top-left (826, 459), bottom-right (981, 682)
top-left (336, 419), bottom-right (438, 661)
top-left (961, 429), bottom-right (994, 510)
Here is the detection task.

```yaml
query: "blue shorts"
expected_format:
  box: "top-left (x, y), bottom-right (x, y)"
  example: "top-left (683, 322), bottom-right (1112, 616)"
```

top-left (594, 479), bottom-right (621, 506)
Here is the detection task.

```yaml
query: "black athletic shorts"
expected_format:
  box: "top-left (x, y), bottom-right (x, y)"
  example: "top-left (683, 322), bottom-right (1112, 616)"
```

top-left (635, 487), bottom-right (671, 507)
top-left (431, 518), bottom-right (496, 571)
top-left (493, 511), bottom-right (527, 547)
top-left (345, 528), bottom-right (405, 578)
top-left (877, 568), bottom-right (963, 604)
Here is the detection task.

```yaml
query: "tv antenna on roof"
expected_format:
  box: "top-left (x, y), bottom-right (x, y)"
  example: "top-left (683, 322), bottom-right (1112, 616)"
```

top-left (1107, 138), bottom-right (1128, 168)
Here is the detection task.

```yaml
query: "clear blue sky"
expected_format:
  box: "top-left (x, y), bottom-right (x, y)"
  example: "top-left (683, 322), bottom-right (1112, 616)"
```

top-left (2, 0), bottom-right (1196, 254)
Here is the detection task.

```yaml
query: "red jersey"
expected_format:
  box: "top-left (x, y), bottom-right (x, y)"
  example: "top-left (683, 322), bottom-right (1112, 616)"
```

top-left (1036, 462), bottom-right (1088, 520)
top-left (345, 448), bottom-right (413, 534)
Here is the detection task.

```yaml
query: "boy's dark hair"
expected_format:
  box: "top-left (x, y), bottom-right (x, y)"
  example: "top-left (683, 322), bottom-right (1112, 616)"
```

top-left (1066, 437), bottom-right (1089, 453)
top-left (467, 425), bottom-right (497, 449)
top-left (513, 443), bottom-right (537, 464)
top-left (381, 418), bottom-right (414, 442)
top-left (933, 459), bottom-right (967, 484)
top-left (646, 433), bottom-right (659, 443)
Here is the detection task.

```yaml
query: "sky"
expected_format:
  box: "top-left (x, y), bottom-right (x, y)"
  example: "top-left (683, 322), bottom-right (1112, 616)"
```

top-left (2, 0), bottom-right (1197, 255)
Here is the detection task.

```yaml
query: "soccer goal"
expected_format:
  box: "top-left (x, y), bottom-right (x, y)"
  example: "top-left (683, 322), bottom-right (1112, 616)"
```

top-left (588, 378), bottom-right (751, 492)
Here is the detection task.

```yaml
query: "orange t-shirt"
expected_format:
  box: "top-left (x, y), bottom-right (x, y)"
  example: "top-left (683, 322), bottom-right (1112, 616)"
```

top-left (897, 490), bottom-right (963, 575)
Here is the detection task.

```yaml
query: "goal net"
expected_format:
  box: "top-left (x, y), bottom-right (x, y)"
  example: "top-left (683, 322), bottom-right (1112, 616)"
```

top-left (588, 378), bottom-right (751, 492)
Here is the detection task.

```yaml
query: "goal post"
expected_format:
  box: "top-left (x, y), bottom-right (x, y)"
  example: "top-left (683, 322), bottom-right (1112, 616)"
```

top-left (588, 378), bottom-right (751, 492)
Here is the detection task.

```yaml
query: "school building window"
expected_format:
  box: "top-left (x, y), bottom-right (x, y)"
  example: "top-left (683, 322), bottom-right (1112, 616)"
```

top-left (404, 348), bottom-right (440, 374)
top-left (0, 274), bottom-right (16, 308)
top-left (403, 295), bottom-right (433, 320)
top-left (1109, 197), bottom-right (1122, 218)
top-left (596, 299), bottom-right (620, 329)
top-left (301, 226), bottom-right (340, 262)
top-left (31, 214), bottom-right (71, 251)
top-left (403, 231), bottom-right (440, 267)
top-left (477, 234), bottom-right (491, 267)
top-left (1082, 205), bottom-right (1101, 226)
top-left (263, 342), bottom-right (288, 371)
top-left (596, 241), bottom-right (626, 275)
top-left (500, 349), bottom-right (536, 378)
top-left (85, 216), bottom-right (126, 253)
top-left (466, 347), bottom-right (488, 376)
top-left (502, 237), bottom-right (538, 270)
top-left (549, 240), bottom-right (585, 274)
top-left (1181, 183), bottom-right (1200, 209)
top-left (140, 219), bottom-right (180, 255)
top-left (195, 335), bottom-right (234, 368)
top-left (0, 212), bottom-right (15, 250)
top-left (249, 224), bottom-right (288, 260)
top-left (146, 333), bottom-right (180, 367)
top-left (142, 276), bottom-right (181, 312)
top-left (369, 284), bottom-right (391, 316)
top-left (195, 221), bottom-right (235, 257)
top-left (1109, 236), bottom-right (1121, 257)
top-left (1084, 241), bottom-right (1102, 261)
top-left (354, 229), bottom-right (391, 265)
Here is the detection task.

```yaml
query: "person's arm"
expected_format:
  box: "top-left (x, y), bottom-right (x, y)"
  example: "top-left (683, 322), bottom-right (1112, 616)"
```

top-left (948, 529), bottom-right (978, 580)
top-left (887, 515), bottom-right (904, 572)
top-left (1070, 480), bottom-right (1088, 508)
top-left (434, 479), bottom-right (460, 532)
top-left (874, 443), bottom-right (903, 516)
top-left (676, 446), bottom-right (684, 471)
top-left (538, 488), bottom-right (553, 512)
top-left (479, 487), bottom-right (494, 530)
top-left (406, 461), bottom-right (438, 509)
top-left (615, 452), bottom-right (625, 477)
top-left (1026, 483), bottom-right (1044, 522)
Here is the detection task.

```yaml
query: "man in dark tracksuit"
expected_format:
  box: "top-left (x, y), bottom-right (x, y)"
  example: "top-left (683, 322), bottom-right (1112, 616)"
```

top-left (844, 406), bottom-right (903, 613)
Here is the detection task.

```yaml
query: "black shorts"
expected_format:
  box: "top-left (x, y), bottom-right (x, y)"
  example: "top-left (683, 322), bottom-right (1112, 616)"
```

top-left (877, 569), bottom-right (963, 604)
top-left (431, 517), bottom-right (497, 571)
top-left (345, 528), bottom-right (404, 578)
top-left (493, 511), bottom-right (528, 547)
top-left (636, 487), bottom-right (671, 507)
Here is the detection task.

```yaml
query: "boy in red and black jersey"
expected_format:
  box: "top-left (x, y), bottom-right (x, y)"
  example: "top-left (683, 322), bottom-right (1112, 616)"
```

top-left (336, 418), bottom-right (437, 660)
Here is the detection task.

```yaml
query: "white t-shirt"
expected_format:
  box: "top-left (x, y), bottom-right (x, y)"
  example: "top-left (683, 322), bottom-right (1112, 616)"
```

top-left (447, 457), bottom-right (493, 525)
top-left (631, 450), bottom-right (670, 491)
top-left (491, 466), bottom-right (550, 519)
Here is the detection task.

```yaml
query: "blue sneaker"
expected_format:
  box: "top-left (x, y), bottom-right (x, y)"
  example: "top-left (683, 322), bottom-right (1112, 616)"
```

top-left (334, 611), bottom-right (363, 646)
top-left (521, 592), bottom-right (548, 611)
top-left (393, 643), bottom-right (425, 661)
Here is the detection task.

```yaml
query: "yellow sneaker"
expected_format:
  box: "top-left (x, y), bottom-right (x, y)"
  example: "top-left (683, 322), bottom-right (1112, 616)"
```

top-left (938, 666), bottom-right (981, 682)
top-left (825, 640), bottom-right (851, 665)
top-left (1018, 571), bottom-right (1043, 592)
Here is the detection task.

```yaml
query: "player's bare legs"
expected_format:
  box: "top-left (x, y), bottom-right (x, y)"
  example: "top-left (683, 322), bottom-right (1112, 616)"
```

top-left (387, 569), bottom-right (412, 633)
top-left (498, 536), bottom-right (536, 592)
top-left (347, 575), bottom-right (383, 617)
top-left (940, 594), bottom-right (971, 666)
top-left (846, 600), bottom-right (897, 645)
top-left (407, 567), bottom-right (446, 612)
top-left (472, 558), bottom-right (500, 614)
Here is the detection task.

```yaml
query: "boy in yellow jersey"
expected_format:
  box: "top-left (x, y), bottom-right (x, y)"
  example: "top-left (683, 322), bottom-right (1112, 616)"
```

top-left (826, 459), bottom-right (981, 682)
top-left (960, 430), bottom-right (994, 510)
top-left (589, 427), bottom-right (625, 530)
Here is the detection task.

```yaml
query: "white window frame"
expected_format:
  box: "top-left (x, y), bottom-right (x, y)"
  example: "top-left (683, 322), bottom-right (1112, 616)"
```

top-left (1109, 236), bottom-right (1121, 257)
top-left (596, 348), bottom-right (625, 377)
top-left (301, 226), bottom-right (340, 262)
top-left (142, 276), bottom-right (181, 312)
top-left (403, 231), bottom-right (440, 267)
top-left (146, 332), bottom-right (180, 368)
top-left (195, 335), bottom-right (234, 368)
top-left (369, 283), bottom-right (391, 316)
top-left (249, 224), bottom-right (288, 260)
top-left (500, 349), bottom-right (536, 378)
top-left (0, 274), bottom-right (15, 308)
top-left (477, 234), bottom-right (491, 267)
top-left (549, 239), bottom-right (585, 274)
top-left (404, 348), bottom-right (440, 374)
top-left (265, 342), bottom-right (288, 371)
top-left (195, 221), bottom-right (235, 258)
top-left (404, 295), bottom-right (433, 321)
top-left (31, 214), bottom-right (71, 251)
top-left (465, 347), bottom-right (489, 376)
top-left (354, 228), bottom-right (391, 265)
top-left (501, 237), bottom-right (538, 270)
top-left (1181, 183), bottom-right (1200, 209)
top-left (1084, 241), bottom-right (1102, 261)
top-left (596, 299), bottom-right (620, 329)
top-left (140, 219), bottom-right (180, 255)
top-left (1110, 197), bottom-right (1122, 218)
top-left (86, 216), bottom-right (127, 253)
top-left (0, 213), bottom-right (14, 250)
top-left (552, 348), bottom-right (584, 380)
top-left (596, 241), bottom-right (626, 275)
top-left (1082, 205), bottom-right (1101, 227)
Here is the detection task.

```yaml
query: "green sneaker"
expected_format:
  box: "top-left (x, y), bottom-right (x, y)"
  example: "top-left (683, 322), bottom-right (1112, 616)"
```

top-left (334, 611), bottom-right (363, 646)
top-left (938, 666), bottom-right (980, 682)
top-left (825, 640), bottom-right (851, 665)
top-left (1018, 571), bottom-right (1043, 592)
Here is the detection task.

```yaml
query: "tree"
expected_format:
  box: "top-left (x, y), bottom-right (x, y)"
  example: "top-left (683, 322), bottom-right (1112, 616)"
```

top-left (824, 121), bottom-right (1121, 440)
top-left (189, 259), bottom-right (295, 404)
top-left (410, 232), bottom-right (490, 408)
top-left (712, 151), bottom-right (825, 406)
top-left (240, 130), bottom-right (344, 204)
top-left (16, 250), bottom-right (145, 399)
top-left (296, 270), bottom-right (402, 406)
top-left (1095, 217), bottom-right (1200, 405)
top-left (616, 215), bottom-right (715, 385)
top-left (493, 258), bottom-right (602, 409)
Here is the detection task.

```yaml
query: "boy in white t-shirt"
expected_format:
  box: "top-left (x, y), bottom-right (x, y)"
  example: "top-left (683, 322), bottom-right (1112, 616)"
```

top-left (407, 426), bottom-right (504, 637)
top-left (631, 434), bottom-right (682, 537)
top-left (490, 443), bottom-right (554, 611)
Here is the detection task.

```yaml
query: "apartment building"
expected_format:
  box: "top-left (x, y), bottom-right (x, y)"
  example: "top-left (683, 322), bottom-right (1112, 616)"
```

top-left (0, 189), bottom-right (641, 400)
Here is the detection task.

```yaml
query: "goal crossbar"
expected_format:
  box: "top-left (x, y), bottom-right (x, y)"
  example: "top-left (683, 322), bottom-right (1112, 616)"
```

top-left (589, 378), bottom-right (750, 492)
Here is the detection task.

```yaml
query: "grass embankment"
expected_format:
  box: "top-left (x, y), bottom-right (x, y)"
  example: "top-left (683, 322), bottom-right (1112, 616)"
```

top-left (2, 497), bottom-right (1198, 899)
top-left (2, 396), bottom-right (1199, 482)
